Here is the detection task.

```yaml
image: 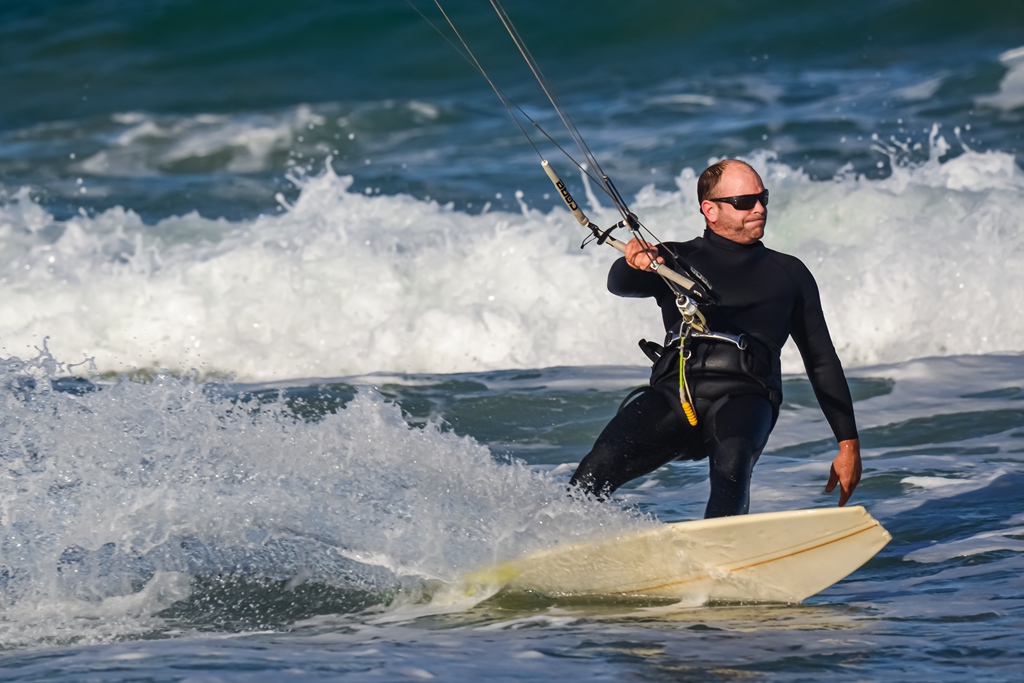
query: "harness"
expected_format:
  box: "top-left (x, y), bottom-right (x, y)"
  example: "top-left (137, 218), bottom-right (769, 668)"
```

top-left (619, 293), bottom-right (782, 425)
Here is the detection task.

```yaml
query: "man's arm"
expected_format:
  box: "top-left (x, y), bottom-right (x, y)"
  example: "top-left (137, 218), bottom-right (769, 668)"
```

top-left (789, 262), bottom-right (861, 505)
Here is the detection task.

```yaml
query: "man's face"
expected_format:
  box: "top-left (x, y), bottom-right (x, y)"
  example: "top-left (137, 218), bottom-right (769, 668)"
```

top-left (701, 164), bottom-right (767, 245)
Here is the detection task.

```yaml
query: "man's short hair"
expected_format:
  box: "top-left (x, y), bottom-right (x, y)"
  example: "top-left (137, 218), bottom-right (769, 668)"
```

top-left (697, 159), bottom-right (753, 204)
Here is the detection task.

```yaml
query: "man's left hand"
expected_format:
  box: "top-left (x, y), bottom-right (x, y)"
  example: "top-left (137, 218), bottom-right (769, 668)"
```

top-left (825, 438), bottom-right (862, 506)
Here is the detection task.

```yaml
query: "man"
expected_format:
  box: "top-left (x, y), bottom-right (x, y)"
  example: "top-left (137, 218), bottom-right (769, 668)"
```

top-left (569, 159), bottom-right (861, 518)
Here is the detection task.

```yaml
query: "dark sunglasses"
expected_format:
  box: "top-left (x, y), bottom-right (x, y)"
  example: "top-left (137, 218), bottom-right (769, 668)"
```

top-left (708, 189), bottom-right (769, 211)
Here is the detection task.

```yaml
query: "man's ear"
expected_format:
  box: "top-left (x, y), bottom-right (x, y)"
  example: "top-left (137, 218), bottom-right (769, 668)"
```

top-left (701, 200), bottom-right (717, 224)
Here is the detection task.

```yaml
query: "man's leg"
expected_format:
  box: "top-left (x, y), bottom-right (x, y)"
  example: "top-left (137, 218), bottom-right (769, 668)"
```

top-left (569, 389), bottom-right (704, 498)
top-left (700, 393), bottom-right (778, 518)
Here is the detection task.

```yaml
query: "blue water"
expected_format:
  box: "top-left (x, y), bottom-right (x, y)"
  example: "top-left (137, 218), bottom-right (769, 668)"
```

top-left (2, 0), bottom-right (1024, 680)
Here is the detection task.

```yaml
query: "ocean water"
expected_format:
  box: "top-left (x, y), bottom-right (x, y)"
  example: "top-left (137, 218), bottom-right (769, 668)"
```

top-left (2, 0), bottom-right (1023, 680)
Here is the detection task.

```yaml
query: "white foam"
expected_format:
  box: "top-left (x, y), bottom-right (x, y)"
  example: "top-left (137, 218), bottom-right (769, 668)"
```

top-left (2, 134), bottom-right (1024, 380)
top-left (474, 615), bottom-right (580, 631)
top-left (894, 76), bottom-right (946, 102)
top-left (78, 106), bottom-right (325, 176)
top-left (647, 94), bottom-right (717, 108)
top-left (977, 45), bottom-right (1024, 111)
top-left (902, 476), bottom-right (975, 490)
top-left (0, 352), bottom-right (649, 646)
top-left (905, 526), bottom-right (1024, 563)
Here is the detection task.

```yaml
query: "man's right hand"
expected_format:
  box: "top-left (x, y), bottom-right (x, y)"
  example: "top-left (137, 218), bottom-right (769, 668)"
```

top-left (624, 238), bottom-right (664, 271)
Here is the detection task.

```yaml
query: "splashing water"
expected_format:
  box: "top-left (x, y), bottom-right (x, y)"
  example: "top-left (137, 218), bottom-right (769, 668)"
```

top-left (0, 347), bottom-right (648, 648)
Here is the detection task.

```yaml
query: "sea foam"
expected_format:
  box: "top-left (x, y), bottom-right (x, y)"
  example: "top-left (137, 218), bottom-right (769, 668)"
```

top-left (0, 350), bottom-right (646, 647)
top-left (2, 132), bottom-right (1022, 380)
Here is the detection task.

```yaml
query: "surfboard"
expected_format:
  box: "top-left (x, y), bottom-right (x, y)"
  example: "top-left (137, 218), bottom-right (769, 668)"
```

top-left (463, 506), bottom-right (890, 604)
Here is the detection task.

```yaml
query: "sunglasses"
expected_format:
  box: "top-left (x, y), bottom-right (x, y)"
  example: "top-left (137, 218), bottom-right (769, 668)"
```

top-left (708, 189), bottom-right (769, 211)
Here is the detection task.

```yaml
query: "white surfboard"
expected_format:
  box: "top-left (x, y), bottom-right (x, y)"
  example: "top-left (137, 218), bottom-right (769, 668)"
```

top-left (463, 506), bottom-right (890, 604)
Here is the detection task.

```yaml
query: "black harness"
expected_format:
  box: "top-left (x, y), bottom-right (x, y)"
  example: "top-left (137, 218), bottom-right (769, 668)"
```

top-left (619, 334), bottom-right (783, 418)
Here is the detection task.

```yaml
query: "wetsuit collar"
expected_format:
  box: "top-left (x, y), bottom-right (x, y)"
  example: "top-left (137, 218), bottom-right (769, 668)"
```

top-left (703, 227), bottom-right (763, 250)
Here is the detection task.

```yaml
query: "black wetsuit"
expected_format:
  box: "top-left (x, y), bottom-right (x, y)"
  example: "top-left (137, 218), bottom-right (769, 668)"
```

top-left (570, 228), bottom-right (858, 518)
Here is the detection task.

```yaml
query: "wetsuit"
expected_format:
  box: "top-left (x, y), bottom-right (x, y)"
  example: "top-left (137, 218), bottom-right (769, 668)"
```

top-left (570, 228), bottom-right (858, 518)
